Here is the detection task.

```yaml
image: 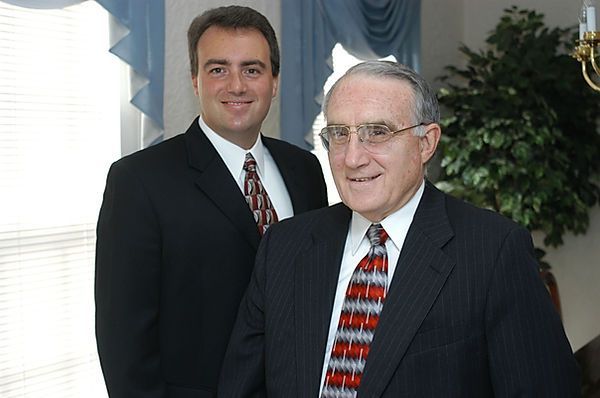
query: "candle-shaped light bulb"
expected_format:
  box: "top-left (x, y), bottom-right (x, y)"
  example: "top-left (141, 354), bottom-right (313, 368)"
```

top-left (586, 0), bottom-right (597, 32)
top-left (580, 4), bottom-right (588, 39)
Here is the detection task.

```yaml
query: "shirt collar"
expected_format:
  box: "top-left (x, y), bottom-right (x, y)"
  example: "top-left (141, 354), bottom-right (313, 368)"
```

top-left (198, 116), bottom-right (266, 177)
top-left (349, 180), bottom-right (425, 255)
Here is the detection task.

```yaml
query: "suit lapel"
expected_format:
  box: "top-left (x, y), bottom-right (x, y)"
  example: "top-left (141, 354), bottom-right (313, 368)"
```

top-left (184, 118), bottom-right (260, 250)
top-left (359, 182), bottom-right (456, 397)
top-left (263, 137), bottom-right (306, 213)
top-left (294, 204), bottom-right (351, 397)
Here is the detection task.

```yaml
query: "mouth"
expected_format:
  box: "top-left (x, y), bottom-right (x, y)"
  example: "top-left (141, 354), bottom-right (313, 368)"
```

top-left (221, 100), bottom-right (252, 106)
top-left (348, 174), bottom-right (381, 183)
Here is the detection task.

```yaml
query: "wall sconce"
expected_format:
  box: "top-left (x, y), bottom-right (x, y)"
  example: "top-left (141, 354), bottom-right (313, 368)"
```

top-left (573, 0), bottom-right (600, 91)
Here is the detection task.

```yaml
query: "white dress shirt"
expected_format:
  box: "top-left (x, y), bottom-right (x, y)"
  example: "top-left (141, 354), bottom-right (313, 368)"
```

top-left (198, 116), bottom-right (294, 220)
top-left (318, 180), bottom-right (425, 392)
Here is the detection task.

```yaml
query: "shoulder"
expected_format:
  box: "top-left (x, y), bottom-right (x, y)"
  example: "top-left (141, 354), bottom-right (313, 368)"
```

top-left (262, 137), bottom-right (325, 196)
top-left (444, 192), bottom-right (521, 234)
top-left (435, 189), bottom-right (530, 255)
top-left (251, 205), bottom-right (347, 279)
top-left (279, 204), bottom-right (343, 227)
top-left (110, 118), bottom-right (206, 176)
top-left (263, 136), bottom-right (320, 162)
top-left (423, 181), bottom-right (522, 237)
top-left (113, 134), bottom-right (186, 171)
top-left (109, 134), bottom-right (188, 182)
top-left (264, 204), bottom-right (348, 246)
top-left (101, 134), bottom-right (194, 198)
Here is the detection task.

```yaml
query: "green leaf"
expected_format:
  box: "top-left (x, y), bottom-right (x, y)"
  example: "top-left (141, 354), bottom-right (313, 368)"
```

top-left (435, 6), bottom-right (600, 268)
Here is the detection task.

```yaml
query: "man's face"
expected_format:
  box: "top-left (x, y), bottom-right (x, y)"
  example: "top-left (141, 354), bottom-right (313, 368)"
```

top-left (326, 75), bottom-right (439, 222)
top-left (192, 26), bottom-right (278, 149)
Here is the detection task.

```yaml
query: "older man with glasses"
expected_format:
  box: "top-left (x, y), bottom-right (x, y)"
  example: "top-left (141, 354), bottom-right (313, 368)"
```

top-left (218, 60), bottom-right (580, 398)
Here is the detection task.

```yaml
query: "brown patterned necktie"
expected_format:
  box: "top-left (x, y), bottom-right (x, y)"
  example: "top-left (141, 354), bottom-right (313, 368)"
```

top-left (243, 153), bottom-right (278, 235)
top-left (321, 223), bottom-right (389, 398)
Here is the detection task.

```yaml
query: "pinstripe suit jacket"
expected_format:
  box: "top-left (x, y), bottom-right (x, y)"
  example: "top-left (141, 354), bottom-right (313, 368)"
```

top-left (218, 181), bottom-right (580, 397)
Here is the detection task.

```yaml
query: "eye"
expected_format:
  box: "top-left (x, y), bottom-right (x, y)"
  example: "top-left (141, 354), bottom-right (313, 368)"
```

top-left (364, 125), bottom-right (390, 137)
top-left (208, 67), bottom-right (225, 75)
top-left (324, 126), bottom-right (349, 141)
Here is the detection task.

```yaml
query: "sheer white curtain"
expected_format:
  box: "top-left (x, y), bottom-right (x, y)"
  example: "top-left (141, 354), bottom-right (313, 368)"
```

top-left (311, 44), bottom-right (397, 205)
top-left (0, 1), bottom-right (119, 396)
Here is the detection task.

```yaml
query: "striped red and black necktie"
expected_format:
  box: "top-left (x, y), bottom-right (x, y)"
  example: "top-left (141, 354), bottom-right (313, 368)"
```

top-left (321, 223), bottom-right (389, 398)
top-left (243, 153), bottom-right (278, 236)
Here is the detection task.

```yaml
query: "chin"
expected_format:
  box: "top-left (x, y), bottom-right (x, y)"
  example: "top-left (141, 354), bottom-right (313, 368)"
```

top-left (345, 195), bottom-right (375, 209)
top-left (348, 203), bottom-right (379, 218)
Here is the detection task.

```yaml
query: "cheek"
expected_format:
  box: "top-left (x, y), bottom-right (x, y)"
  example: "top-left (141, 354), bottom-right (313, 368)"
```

top-left (254, 80), bottom-right (273, 96)
top-left (329, 152), bottom-right (345, 173)
top-left (200, 79), bottom-right (221, 96)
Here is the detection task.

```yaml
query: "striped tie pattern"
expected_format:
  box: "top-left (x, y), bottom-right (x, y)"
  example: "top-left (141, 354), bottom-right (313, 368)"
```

top-left (321, 223), bottom-right (389, 398)
top-left (243, 153), bottom-right (278, 236)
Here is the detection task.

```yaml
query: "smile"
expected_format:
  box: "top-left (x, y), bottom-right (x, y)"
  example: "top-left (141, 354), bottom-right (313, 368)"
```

top-left (222, 100), bottom-right (252, 105)
top-left (349, 174), bottom-right (380, 182)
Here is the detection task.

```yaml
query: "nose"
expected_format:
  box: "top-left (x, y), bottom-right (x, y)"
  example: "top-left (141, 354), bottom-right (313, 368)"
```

top-left (343, 132), bottom-right (370, 169)
top-left (227, 71), bottom-right (247, 94)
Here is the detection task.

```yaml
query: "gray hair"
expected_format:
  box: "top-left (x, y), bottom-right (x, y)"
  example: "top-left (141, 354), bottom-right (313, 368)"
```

top-left (322, 61), bottom-right (440, 137)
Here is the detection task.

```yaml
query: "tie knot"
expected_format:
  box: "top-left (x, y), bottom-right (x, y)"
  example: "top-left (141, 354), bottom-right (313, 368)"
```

top-left (366, 223), bottom-right (388, 246)
top-left (244, 153), bottom-right (257, 172)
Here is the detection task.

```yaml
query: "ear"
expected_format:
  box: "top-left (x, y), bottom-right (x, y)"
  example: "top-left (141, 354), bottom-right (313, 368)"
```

top-left (272, 75), bottom-right (279, 98)
top-left (191, 74), bottom-right (199, 97)
top-left (419, 123), bottom-right (441, 164)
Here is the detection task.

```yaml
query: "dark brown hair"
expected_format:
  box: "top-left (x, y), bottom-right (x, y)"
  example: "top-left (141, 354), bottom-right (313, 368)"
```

top-left (187, 6), bottom-right (280, 78)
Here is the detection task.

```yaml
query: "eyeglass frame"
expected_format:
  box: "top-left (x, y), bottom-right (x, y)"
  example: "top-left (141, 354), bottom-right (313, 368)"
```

top-left (318, 122), bottom-right (428, 152)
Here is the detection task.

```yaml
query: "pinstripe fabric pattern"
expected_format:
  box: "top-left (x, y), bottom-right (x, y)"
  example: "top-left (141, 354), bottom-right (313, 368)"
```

top-left (218, 182), bottom-right (581, 398)
top-left (321, 224), bottom-right (388, 397)
top-left (244, 153), bottom-right (278, 235)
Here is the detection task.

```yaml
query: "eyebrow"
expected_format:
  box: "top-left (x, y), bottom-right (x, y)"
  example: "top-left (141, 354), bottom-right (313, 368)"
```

top-left (240, 60), bottom-right (266, 69)
top-left (327, 119), bottom-right (396, 127)
top-left (203, 58), bottom-right (229, 69)
top-left (366, 119), bottom-right (395, 127)
top-left (203, 59), bottom-right (267, 69)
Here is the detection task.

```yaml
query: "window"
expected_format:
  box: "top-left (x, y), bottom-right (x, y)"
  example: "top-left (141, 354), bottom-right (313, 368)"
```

top-left (312, 44), bottom-right (396, 205)
top-left (0, 2), bottom-right (119, 396)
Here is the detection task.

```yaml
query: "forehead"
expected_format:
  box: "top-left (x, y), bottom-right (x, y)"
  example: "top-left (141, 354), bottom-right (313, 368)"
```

top-left (196, 26), bottom-right (270, 61)
top-left (327, 75), bottom-right (415, 124)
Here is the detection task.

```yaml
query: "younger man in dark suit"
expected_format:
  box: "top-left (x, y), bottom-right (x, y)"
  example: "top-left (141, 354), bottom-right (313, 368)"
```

top-left (95, 6), bottom-right (327, 397)
top-left (219, 61), bottom-right (579, 397)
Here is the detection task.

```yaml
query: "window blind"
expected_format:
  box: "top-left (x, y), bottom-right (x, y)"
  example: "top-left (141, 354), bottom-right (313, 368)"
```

top-left (0, 2), bottom-right (119, 397)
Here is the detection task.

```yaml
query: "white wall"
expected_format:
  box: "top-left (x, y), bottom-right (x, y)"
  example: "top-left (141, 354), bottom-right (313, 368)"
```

top-left (163, 0), bottom-right (281, 139)
top-left (420, 0), bottom-right (464, 87)
top-left (421, 0), bottom-right (600, 352)
top-left (534, 208), bottom-right (600, 352)
top-left (462, 0), bottom-right (578, 50)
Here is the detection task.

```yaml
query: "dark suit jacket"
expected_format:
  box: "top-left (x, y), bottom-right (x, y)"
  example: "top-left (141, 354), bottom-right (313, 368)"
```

top-left (95, 117), bottom-right (328, 398)
top-left (219, 181), bottom-right (580, 397)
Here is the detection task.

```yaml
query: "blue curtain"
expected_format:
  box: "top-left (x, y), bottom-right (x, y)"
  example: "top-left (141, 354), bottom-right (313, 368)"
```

top-left (95, 0), bottom-right (165, 144)
top-left (1, 0), bottom-right (83, 7)
top-left (281, 0), bottom-right (421, 149)
top-left (2, 0), bottom-right (165, 145)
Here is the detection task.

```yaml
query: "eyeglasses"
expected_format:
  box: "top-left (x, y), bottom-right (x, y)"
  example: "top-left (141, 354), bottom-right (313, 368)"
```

top-left (319, 123), bottom-right (425, 152)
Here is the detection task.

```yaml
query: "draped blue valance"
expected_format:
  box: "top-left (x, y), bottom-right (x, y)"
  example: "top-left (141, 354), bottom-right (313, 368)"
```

top-left (95, 0), bottom-right (165, 140)
top-left (3, 0), bottom-right (165, 145)
top-left (281, 0), bottom-right (421, 149)
top-left (1, 0), bottom-right (83, 7)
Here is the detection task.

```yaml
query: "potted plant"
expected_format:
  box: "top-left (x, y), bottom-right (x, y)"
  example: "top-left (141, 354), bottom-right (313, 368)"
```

top-left (435, 6), bottom-right (600, 312)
